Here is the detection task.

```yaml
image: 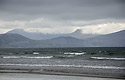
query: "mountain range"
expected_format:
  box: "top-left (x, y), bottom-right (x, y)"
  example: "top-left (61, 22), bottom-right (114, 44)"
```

top-left (0, 29), bottom-right (125, 48)
top-left (7, 29), bottom-right (99, 40)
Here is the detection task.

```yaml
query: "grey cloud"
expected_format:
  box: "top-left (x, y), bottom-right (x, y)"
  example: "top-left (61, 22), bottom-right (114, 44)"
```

top-left (0, 0), bottom-right (124, 21)
top-left (0, 0), bottom-right (125, 34)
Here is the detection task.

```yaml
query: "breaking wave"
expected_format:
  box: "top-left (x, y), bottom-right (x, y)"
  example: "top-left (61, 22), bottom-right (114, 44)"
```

top-left (64, 52), bottom-right (85, 55)
top-left (1, 56), bottom-right (53, 59)
top-left (33, 52), bottom-right (39, 55)
top-left (0, 64), bottom-right (125, 70)
top-left (53, 55), bottom-right (74, 58)
top-left (91, 57), bottom-right (125, 60)
top-left (1, 55), bottom-right (74, 59)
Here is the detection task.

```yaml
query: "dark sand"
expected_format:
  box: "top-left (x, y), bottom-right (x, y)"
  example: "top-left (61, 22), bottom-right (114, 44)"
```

top-left (0, 65), bottom-right (125, 79)
top-left (0, 73), bottom-right (124, 80)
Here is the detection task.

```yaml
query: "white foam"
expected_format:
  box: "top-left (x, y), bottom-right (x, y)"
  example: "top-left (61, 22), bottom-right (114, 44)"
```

top-left (2, 56), bottom-right (53, 59)
top-left (2, 56), bottom-right (20, 59)
top-left (33, 52), bottom-right (39, 55)
top-left (25, 56), bottom-right (53, 59)
top-left (64, 52), bottom-right (85, 55)
top-left (0, 64), bottom-right (125, 70)
top-left (91, 57), bottom-right (125, 60)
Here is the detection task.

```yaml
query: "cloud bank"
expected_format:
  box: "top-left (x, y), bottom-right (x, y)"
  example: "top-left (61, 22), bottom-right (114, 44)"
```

top-left (0, 0), bottom-right (125, 34)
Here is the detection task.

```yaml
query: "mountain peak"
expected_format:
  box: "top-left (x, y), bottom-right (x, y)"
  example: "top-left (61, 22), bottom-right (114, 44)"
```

top-left (73, 29), bottom-right (82, 34)
top-left (7, 29), bottom-right (25, 33)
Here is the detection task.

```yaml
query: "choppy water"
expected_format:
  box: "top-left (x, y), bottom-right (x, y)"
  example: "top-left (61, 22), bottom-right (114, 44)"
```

top-left (0, 47), bottom-right (125, 74)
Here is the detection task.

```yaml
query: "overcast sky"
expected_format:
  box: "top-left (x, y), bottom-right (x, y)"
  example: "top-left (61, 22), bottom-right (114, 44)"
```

top-left (0, 0), bottom-right (125, 34)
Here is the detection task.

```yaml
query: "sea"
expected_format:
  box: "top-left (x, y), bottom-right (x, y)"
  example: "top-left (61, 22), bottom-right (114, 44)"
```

top-left (0, 47), bottom-right (125, 78)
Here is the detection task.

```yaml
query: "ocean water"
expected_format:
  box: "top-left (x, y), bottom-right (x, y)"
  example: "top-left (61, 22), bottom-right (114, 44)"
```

top-left (0, 47), bottom-right (125, 77)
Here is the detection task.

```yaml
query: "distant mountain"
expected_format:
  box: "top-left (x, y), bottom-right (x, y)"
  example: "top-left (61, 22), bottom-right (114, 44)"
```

top-left (7, 29), bottom-right (99, 40)
top-left (68, 29), bottom-right (99, 39)
top-left (83, 30), bottom-right (125, 47)
top-left (7, 29), bottom-right (66, 40)
top-left (39, 36), bottom-right (85, 47)
top-left (0, 34), bottom-right (85, 48)
top-left (0, 33), bottom-right (32, 48)
top-left (7, 29), bottom-right (41, 40)
top-left (0, 30), bottom-right (125, 48)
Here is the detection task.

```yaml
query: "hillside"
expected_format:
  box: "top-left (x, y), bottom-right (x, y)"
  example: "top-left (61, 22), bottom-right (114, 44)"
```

top-left (83, 30), bottom-right (125, 47)
top-left (0, 33), bottom-right (32, 48)
top-left (0, 30), bottom-right (125, 47)
top-left (7, 29), bottom-right (99, 40)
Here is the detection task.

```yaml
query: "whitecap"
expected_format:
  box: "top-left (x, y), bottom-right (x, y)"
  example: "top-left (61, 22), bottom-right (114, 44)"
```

top-left (0, 64), bottom-right (125, 70)
top-left (33, 52), bottom-right (39, 55)
top-left (24, 56), bottom-right (53, 59)
top-left (64, 52), bottom-right (85, 55)
top-left (2, 56), bottom-right (20, 59)
top-left (91, 57), bottom-right (125, 60)
top-left (2, 56), bottom-right (53, 59)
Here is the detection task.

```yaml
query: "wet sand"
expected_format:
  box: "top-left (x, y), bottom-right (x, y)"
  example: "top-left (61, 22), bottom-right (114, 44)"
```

top-left (0, 73), bottom-right (124, 80)
top-left (0, 66), bottom-right (125, 79)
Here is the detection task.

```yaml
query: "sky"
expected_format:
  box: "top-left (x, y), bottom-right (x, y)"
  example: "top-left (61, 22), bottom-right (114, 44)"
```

top-left (0, 0), bottom-right (125, 34)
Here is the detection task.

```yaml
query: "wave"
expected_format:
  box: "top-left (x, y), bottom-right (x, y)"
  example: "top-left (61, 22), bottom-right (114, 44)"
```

top-left (33, 52), bottom-right (39, 55)
top-left (64, 52), bottom-right (85, 55)
top-left (1, 56), bottom-right (53, 59)
top-left (53, 55), bottom-right (74, 59)
top-left (1, 55), bottom-right (74, 59)
top-left (91, 57), bottom-right (125, 60)
top-left (0, 64), bottom-right (125, 70)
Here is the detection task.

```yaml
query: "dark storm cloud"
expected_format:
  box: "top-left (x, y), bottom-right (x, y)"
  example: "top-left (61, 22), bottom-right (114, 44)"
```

top-left (0, 0), bottom-right (124, 21)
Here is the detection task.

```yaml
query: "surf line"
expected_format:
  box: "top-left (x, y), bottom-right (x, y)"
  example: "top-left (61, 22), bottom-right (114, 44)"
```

top-left (91, 57), bottom-right (125, 60)
top-left (0, 64), bottom-right (125, 70)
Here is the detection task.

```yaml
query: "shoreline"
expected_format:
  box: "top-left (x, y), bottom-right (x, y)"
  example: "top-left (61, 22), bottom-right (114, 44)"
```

top-left (0, 69), bottom-right (125, 79)
top-left (1, 73), bottom-right (124, 80)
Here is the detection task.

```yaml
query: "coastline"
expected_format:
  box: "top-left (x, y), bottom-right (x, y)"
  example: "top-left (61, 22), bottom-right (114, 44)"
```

top-left (0, 69), bottom-right (125, 79)
top-left (0, 72), bottom-right (124, 80)
top-left (1, 74), bottom-right (123, 80)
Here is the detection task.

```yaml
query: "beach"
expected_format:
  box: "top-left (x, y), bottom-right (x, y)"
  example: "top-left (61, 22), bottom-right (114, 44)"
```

top-left (0, 73), bottom-right (124, 80)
